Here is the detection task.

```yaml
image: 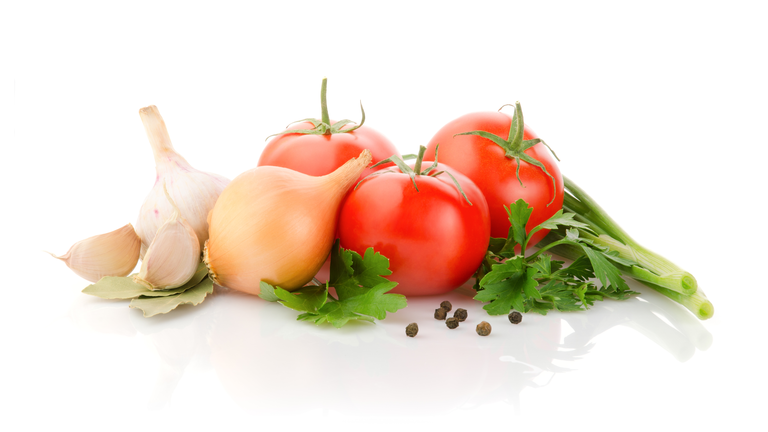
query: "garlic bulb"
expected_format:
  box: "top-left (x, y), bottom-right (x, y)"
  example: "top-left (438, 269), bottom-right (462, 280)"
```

top-left (135, 105), bottom-right (230, 258)
top-left (49, 224), bottom-right (141, 283)
top-left (204, 149), bottom-right (372, 296)
top-left (133, 185), bottom-right (201, 290)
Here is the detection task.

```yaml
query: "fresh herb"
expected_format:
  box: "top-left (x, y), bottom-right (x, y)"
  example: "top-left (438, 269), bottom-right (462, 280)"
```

top-left (473, 199), bottom-right (639, 316)
top-left (258, 240), bottom-right (407, 328)
top-left (536, 176), bottom-right (714, 320)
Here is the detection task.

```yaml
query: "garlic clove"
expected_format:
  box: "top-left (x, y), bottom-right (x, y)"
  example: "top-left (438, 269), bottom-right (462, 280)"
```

top-left (133, 184), bottom-right (201, 290)
top-left (50, 224), bottom-right (141, 283)
top-left (135, 105), bottom-right (230, 258)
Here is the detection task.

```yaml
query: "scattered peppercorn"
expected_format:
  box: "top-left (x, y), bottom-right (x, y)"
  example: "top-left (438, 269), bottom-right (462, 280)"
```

top-left (453, 308), bottom-right (468, 322)
top-left (446, 317), bottom-right (459, 329)
top-left (440, 300), bottom-right (452, 312)
top-left (434, 308), bottom-right (447, 320)
top-left (476, 321), bottom-right (492, 336)
top-left (508, 311), bottom-right (523, 324)
top-left (405, 323), bottom-right (419, 337)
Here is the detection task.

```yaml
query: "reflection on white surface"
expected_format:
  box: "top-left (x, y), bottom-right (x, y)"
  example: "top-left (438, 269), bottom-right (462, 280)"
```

top-left (67, 280), bottom-right (712, 415)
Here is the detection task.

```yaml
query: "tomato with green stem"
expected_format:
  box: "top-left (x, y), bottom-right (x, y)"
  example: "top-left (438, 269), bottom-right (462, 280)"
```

top-left (258, 78), bottom-right (399, 180)
top-left (337, 146), bottom-right (490, 296)
top-left (425, 102), bottom-right (563, 247)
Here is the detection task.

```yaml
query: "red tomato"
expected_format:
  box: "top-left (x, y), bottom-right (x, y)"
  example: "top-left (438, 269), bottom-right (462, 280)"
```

top-left (258, 120), bottom-right (398, 181)
top-left (338, 161), bottom-right (490, 296)
top-left (258, 79), bottom-right (399, 179)
top-left (425, 108), bottom-right (563, 247)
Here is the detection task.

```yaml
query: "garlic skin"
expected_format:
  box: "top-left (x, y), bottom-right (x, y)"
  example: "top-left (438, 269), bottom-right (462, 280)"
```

top-left (205, 150), bottom-right (372, 296)
top-left (135, 105), bottom-right (229, 258)
top-left (50, 224), bottom-right (141, 283)
top-left (133, 185), bottom-right (201, 290)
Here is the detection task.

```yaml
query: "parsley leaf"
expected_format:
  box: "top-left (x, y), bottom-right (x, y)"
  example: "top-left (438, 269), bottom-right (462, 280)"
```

top-left (258, 281), bottom-right (280, 302)
top-left (299, 281), bottom-right (402, 328)
top-left (582, 247), bottom-right (629, 291)
top-left (507, 199), bottom-right (533, 252)
top-left (533, 280), bottom-right (586, 313)
top-left (274, 285), bottom-right (328, 313)
top-left (554, 255), bottom-right (593, 281)
top-left (476, 260), bottom-right (540, 315)
top-left (259, 241), bottom-right (406, 327)
top-left (331, 245), bottom-right (392, 300)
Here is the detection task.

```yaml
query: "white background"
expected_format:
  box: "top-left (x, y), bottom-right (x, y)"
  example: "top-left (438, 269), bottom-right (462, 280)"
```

top-left (2, 1), bottom-right (766, 430)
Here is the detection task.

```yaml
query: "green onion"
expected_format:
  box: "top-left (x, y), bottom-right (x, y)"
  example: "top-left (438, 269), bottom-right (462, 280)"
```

top-left (537, 176), bottom-right (713, 320)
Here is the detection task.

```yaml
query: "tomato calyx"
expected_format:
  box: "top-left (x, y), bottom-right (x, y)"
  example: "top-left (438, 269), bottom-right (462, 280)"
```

top-left (358, 145), bottom-right (473, 205)
top-left (266, 77), bottom-right (366, 140)
top-left (454, 101), bottom-right (561, 205)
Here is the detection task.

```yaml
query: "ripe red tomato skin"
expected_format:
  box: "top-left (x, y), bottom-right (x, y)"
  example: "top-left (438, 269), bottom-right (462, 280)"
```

top-left (425, 111), bottom-right (564, 246)
top-left (337, 163), bottom-right (491, 296)
top-left (258, 121), bottom-right (399, 181)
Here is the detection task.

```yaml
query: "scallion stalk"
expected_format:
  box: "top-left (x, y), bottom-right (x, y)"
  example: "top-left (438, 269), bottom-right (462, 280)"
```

top-left (537, 176), bottom-right (714, 320)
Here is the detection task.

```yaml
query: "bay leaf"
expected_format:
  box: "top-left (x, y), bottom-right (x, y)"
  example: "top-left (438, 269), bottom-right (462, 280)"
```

top-left (82, 277), bottom-right (152, 300)
top-left (138, 263), bottom-right (209, 297)
top-left (129, 277), bottom-right (214, 317)
top-left (82, 262), bottom-right (208, 300)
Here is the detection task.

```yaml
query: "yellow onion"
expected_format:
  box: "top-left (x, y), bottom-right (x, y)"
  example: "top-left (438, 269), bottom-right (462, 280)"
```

top-left (204, 149), bottom-right (372, 295)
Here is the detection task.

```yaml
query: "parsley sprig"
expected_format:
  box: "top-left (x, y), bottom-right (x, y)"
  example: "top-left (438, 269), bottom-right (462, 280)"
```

top-left (259, 241), bottom-right (407, 327)
top-left (473, 199), bottom-right (639, 315)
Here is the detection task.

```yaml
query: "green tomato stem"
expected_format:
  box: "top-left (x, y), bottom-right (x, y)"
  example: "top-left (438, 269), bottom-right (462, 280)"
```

top-left (453, 102), bottom-right (560, 206)
top-left (320, 77), bottom-right (331, 132)
top-left (413, 146), bottom-right (427, 174)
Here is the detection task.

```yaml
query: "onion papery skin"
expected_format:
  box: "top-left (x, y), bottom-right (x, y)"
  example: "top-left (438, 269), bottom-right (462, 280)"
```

top-left (205, 151), bottom-right (370, 296)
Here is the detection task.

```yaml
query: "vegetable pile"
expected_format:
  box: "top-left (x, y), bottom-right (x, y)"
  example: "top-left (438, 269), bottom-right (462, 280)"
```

top-left (50, 78), bottom-right (714, 326)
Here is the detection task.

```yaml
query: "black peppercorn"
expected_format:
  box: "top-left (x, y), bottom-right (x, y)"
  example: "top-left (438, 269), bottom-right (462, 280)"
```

top-left (405, 323), bottom-right (418, 337)
top-left (440, 300), bottom-right (452, 312)
top-left (453, 308), bottom-right (468, 322)
top-left (446, 317), bottom-right (459, 329)
top-left (508, 311), bottom-right (523, 324)
top-left (476, 321), bottom-right (491, 336)
top-left (434, 308), bottom-right (447, 320)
